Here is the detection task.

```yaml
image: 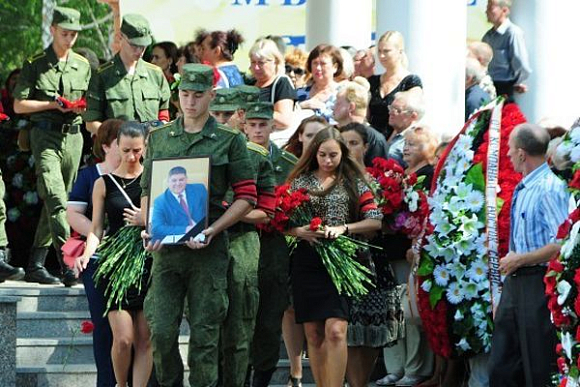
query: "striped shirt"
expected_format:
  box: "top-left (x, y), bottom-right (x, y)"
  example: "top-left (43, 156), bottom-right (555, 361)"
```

top-left (509, 162), bottom-right (569, 254)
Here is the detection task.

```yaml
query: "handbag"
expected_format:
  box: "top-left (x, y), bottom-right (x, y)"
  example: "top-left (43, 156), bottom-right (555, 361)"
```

top-left (61, 232), bottom-right (85, 269)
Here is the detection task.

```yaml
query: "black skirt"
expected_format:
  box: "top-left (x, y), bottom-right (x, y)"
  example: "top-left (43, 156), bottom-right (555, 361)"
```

top-left (102, 257), bottom-right (152, 312)
top-left (291, 241), bottom-right (349, 323)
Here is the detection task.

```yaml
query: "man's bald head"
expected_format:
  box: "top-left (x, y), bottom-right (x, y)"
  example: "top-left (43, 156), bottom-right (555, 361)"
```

top-left (510, 123), bottom-right (550, 157)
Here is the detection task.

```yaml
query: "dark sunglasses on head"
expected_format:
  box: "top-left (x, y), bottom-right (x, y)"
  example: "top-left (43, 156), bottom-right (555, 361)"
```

top-left (285, 65), bottom-right (305, 75)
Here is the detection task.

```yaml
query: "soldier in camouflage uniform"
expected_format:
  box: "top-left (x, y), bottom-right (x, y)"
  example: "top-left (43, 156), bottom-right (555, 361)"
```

top-left (220, 100), bottom-right (276, 387)
top-left (245, 102), bottom-right (299, 387)
top-left (141, 64), bottom-right (257, 387)
top-left (84, 14), bottom-right (171, 134)
top-left (13, 6), bottom-right (91, 286)
top-left (0, 167), bottom-right (25, 282)
top-left (210, 88), bottom-right (240, 125)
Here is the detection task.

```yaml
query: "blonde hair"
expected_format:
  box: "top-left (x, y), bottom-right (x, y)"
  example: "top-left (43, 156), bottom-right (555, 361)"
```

top-left (404, 125), bottom-right (439, 164)
top-left (378, 30), bottom-right (409, 69)
top-left (339, 76), bottom-right (370, 116)
top-left (285, 47), bottom-right (308, 68)
top-left (249, 38), bottom-right (285, 75)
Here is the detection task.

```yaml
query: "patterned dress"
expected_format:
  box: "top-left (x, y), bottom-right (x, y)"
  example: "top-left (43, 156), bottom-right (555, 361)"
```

top-left (289, 172), bottom-right (382, 323)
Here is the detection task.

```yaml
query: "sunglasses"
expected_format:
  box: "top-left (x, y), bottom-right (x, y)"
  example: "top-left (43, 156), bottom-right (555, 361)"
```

top-left (285, 65), bottom-right (305, 76)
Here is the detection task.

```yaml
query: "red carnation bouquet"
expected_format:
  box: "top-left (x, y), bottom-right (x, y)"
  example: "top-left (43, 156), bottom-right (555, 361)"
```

top-left (261, 184), bottom-right (378, 297)
top-left (56, 96), bottom-right (87, 110)
top-left (366, 157), bottom-right (429, 238)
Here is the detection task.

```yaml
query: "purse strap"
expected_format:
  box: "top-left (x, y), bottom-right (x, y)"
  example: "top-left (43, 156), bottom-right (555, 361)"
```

top-left (106, 174), bottom-right (139, 210)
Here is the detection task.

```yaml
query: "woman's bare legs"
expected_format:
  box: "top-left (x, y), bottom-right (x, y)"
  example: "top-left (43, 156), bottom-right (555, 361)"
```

top-left (282, 307), bottom-right (305, 380)
top-left (346, 346), bottom-right (380, 387)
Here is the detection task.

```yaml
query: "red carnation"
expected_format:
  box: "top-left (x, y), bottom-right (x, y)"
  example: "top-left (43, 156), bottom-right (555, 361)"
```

top-left (309, 217), bottom-right (323, 231)
top-left (561, 377), bottom-right (568, 387)
top-left (80, 320), bottom-right (94, 334)
top-left (556, 343), bottom-right (563, 355)
top-left (576, 325), bottom-right (580, 342)
top-left (557, 220), bottom-right (572, 240)
top-left (557, 356), bottom-right (568, 374)
top-left (549, 258), bottom-right (565, 273)
top-left (570, 170), bottom-right (580, 190)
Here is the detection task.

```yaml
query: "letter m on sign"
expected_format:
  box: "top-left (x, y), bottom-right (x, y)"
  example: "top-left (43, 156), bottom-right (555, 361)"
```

top-left (231, 0), bottom-right (268, 5)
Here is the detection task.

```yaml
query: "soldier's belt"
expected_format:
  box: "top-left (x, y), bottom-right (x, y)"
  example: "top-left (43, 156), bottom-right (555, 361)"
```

top-left (35, 121), bottom-right (80, 134)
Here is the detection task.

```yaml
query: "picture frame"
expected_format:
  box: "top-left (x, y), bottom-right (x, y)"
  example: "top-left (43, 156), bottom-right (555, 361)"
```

top-left (146, 156), bottom-right (211, 245)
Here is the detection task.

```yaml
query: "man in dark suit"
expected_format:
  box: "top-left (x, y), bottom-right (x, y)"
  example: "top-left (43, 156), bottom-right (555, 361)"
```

top-left (151, 166), bottom-right (207, 243)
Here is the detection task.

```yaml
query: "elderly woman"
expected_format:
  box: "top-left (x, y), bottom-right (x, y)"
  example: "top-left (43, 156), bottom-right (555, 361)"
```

top-left (368, 31), bottom-right (422, 138)
top-left (297, 44), bottom-right (343, 123)
top-left (249, 38), bottom-right (297, 130)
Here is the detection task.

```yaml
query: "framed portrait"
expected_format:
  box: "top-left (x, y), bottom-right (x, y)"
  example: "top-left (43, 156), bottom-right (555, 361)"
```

top-left (146, 156), bottom-right (211, 245)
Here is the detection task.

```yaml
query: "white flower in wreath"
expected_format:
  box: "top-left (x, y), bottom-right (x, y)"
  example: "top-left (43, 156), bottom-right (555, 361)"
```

top-left (7, 208), bottom-right (20, 222)
top-left (570, 146), bottom-right (580, 163)
top-left (446, 282), bottom-right (465, 304)
top-left (458, 214), bottom-right (485, 237)
top-left (474, 233), bottom-right (488, 257)
top-left (446, 196), bottom-right (464, 216)
top-left (455, 135), bottom-right (473, 153)
top-left (434, 217), bottom-right (456, 237)
top-left (454, 182), bottom-right (472, 199)
top-left (455, 158), bottom-right (473, 176)
top-left (433, 264), bottom-right (452, 286)
top-left (570, 127), bottom-right (580, 145)
top-left (424, 238), bottom-right (442, 258)
top-left (454, 309), bottom-right (464, 321)
top-left (561, 331), bottom-right (576, 361)
top-left (429, 207), bottom-right (446, 226)
top-left (421, 279), bottom-right (432, 292)
top-left (561, 221), bottom-right (580, 259)
top-left (463, 282), bottom-right (479, 300)
top-left (449, 261), bottom-right (467, 279)
top-left (440, 245), bottom-right (457, 263)
top-left (455, 237), bottom-right (476, 256)
top-left (23, 191), bottom-right (39, 205)
top-left (457, 338), bottom-right (471, 352)
top-left (557, 280), bottom-right (573, 305)
top-left (465, 190), bottom-right (485, 213)
top-left (12, 173), bottom-right (23, 188)
top-left (443, 174), bottom-right (462, 191)
top-left (477, 278), bottom-right (491, 292)
top-left (467, 260), bottom-right (488, 282)
top-left (556, 141), bottom-right (574, 160)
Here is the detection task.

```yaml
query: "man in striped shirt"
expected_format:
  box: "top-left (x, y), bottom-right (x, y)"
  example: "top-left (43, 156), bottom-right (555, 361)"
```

top-left (489, 123), bottom-right (569, 387)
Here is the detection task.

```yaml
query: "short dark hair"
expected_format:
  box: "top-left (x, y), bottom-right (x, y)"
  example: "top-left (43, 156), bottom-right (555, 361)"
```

top-left (306, 44), bottom-right (343, 79)
top-left (339, 122), bottom-right (369, 145)
top-left (512, 123), bottom-right (550, 156)
top-left (169, 166), bottom-right (187, 176)
top-left (94, 119), bottom-right (123, 159)
top-left (117, 121), bottom-right (146, 142)
top-left (152, 41), bottom-right (179, 74)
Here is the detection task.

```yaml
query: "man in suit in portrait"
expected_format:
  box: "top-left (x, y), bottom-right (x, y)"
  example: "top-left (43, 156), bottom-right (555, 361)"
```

top-left (151, 166), bottom-right (207, 243)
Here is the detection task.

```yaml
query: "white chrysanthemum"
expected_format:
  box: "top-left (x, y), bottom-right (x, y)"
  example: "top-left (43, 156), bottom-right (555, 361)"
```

top-left (467, 261), bottom-right (488, 282)
top-left (444, 174), bottom-right (462, 191)
top-left (463, 282), bottom-right (479, 300)
top-left (454, 309), bottom-right (464, 321)
top-left (421, 279), bottom-right (432, 293)
top-left (455, 158), bottom-right (473, 176)
top-left (570, 127), bottom-right (580, 144)
top-left (557, 280), bottom-right (573, 306)
top-left (457, 338), bottom-right (471, 352)
top-left (455, 135), bottom-right (473, 152)
top-left (433, 264), bottom-right (451, 286)
top-left (458, 214), bottom-right (484, 236)
top-left (406, 190), bottom-right (419, 212)
top-left (474, 234), bottom-right (488, 257)
top-left (465, 190), bottom-right (485, 213)
top-left (570, 146), bottom-right (580, 163)
top-left (446, 282), bottom-right (465, 304)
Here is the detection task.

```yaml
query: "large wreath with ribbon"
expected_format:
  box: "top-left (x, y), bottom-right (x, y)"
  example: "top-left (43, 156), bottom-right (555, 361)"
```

top-left (416, 99), bottom-right (524, 358)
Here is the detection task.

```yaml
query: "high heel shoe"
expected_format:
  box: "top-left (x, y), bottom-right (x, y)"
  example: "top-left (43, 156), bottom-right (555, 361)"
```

top-left (287, 376), bottom-right (302, 387)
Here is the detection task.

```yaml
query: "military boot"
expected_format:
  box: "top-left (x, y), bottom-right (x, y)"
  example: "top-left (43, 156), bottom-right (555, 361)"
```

top-left (0, 248), bottom-right (25, 282)
top-left (24, 247), bottom-right (61, 284)
top-left (56, 249), bottom-right (77, 287)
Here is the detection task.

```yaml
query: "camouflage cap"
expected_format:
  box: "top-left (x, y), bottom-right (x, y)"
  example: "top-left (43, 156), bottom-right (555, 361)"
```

top-left (179, 64), bottom-right (214, 92)
top-left (52, 7), bottom-right (82, 32)
top-left (245, 102), bottom-right (274, 120)
top-left (236, 85), bottom-right (261, 110)
top-left (210, 88), bottom-right (240, 112)
top-left (120, 14), bottom-right (152, 46)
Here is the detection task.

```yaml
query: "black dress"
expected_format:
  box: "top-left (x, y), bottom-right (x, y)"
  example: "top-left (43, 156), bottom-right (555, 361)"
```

top-left (368, 74), bottom-right (423, 139)
top-left (289, 173), bottom-right (383, 323)
top-left (102, 173), bottom-right (151, 311)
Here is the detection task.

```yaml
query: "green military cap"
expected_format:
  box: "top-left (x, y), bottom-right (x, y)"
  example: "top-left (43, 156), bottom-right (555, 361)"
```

top-left (236, 85), bottom-right (261, 110)
top-left (52, 7), bottom-right (82, 31)
top-left (210, 88), bottom-right (240, 112)
top-left (120, 14), bottom-right (152, 46)
top-left (179, 64), bottom-right (214, 92)
top-left (245, 102), bottom-right (274, 120)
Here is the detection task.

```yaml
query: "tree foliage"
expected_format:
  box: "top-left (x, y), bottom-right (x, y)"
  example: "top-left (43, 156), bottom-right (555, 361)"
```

top-left (0, 0), bottom-right (113, 84)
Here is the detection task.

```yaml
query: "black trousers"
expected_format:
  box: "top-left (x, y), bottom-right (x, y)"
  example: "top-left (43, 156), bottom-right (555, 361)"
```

top-left (489, 266), bottom-right (557, 387)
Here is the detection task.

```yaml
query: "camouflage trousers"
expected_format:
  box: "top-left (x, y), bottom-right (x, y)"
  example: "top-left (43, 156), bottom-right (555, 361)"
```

top-left (221, 230), bottom-right (260, 387)
top-left (251, 232), bottom-right (291, 371)
top-left (145, 233), bottom-right (230, 387)
top-left (30, 126), bottom-right (82, 249)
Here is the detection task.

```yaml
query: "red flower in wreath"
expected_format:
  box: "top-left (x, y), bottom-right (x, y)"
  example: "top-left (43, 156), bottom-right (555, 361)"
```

top-left (570, 170), bottom-right (580, 190)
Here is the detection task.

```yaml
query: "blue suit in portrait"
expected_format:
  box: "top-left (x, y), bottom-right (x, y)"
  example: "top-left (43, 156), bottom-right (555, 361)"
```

top-left (151, 183), bottom-right (208, 243)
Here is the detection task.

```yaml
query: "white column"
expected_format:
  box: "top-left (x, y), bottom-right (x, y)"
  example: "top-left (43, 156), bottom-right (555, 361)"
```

top-left (511, 0), bottom-right (580, 126)
top-left (376, 1), bottom-right (467, 139)
top-left (306, 0), bottom-right (373, 51)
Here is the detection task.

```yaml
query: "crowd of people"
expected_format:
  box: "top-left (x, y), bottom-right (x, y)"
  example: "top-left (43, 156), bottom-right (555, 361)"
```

top-left (0, 1), bottom-right (572, 387)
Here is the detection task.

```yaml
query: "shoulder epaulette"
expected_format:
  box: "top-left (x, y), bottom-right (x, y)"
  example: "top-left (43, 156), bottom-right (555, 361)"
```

top-left (281, 150), bottom-right (298, 165)
top-left (143, 61), bottom-right (163, 72)
top-left (247, 142), bottom-right (269, 157)
top-left (148, 121), bottom-right (172, 135)
top-left (216, 123), bottom-right (237, 135)
top-left (97, 61), bottom-right (114, 74)
top-left (27, 52), bottom-right (46, 63)
top-left (71, 52), bottom-right (89, 65)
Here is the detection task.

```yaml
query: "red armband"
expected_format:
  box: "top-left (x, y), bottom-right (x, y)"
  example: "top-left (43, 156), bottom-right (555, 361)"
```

top-left (232, 179), bottom-right (258, 204)
top-left (158, 110), bottom-right (170, 122)
top-left (359, 191), bottom-right (378, 213)
top-left (257, 191), bottom-right (276, 215)
top-left (0, 112), bottom-right (9, 122)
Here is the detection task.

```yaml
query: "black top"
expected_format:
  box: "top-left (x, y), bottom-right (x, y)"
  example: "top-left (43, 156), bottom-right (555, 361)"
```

top-left (415, 164), bottom-right (434, 192)
top-left (465, 84), bottom-right (491, 121)
top-left (258, 75), bottom-right (297, 104)
top-left (103, 174), bottom-right (142, 235)
top-left (364, 124), bottom-right (389, 167)
top-left (368, 74), bottom-right (423, 138)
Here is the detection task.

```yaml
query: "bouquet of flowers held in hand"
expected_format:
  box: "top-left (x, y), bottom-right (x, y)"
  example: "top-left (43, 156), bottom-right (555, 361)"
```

top-left (265, 184), bottom-right (378, 297)
top-left (366, 157), bottom-right (429, 238)
top-left (94, 225), bottom-right (150, 314)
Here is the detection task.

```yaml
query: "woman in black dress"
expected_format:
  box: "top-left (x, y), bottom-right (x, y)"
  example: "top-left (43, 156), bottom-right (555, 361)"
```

top-left (286, 127), bottom-right (382, 386)
top-left (76, 122), bottom-right (150, 387)
top-left (368, 31), bottom-right (422, 139)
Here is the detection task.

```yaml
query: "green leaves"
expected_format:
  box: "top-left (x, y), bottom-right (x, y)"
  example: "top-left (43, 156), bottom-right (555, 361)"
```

top-left (429, 284), bottom-right (444, 309)
top-left (465, 163), bottom-right (485, 193)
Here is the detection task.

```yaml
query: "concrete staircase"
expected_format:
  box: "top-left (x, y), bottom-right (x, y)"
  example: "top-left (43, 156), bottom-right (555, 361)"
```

top-left (0, 281), bottom-right (315, 387)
